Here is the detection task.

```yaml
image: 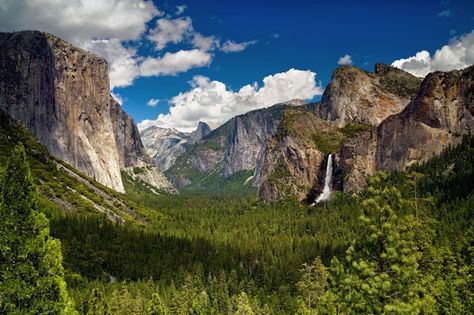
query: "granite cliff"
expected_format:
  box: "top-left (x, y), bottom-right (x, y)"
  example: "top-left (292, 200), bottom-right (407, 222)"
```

top-left (140, 122), bottom-right (211, 172)
top-left (258, 64), bottom-right (472, 202)
top-left (317, 64), bottom-right (421, 127)
top-left (164, 103), bottom-right (292, 190)
top-left (0, 30), bottom-right (173, 193)
top-left (339, 65), bottom-right (474, 194)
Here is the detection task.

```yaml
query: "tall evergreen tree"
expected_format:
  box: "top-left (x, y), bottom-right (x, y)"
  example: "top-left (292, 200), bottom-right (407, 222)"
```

top-left (321, 172), bottom-right (435, 314)
top-left (0, 144), bottom-right (74, 314)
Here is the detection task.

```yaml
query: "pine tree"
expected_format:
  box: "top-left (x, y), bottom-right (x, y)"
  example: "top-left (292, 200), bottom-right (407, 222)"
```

top-left (297, 256), bottom-right (326, 313)
top-left (234, 291), bottom-right (254, 315)
top-left (0, 144), bottom-right (75, 314)
top-left (147, 292), bottom-right (169, 315)
top-left (321, 172), bottom-right (435, 314)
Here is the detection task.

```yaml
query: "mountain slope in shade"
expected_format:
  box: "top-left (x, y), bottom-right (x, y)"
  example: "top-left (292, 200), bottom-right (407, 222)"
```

top-left (0, 30), bottom-right (173, 193)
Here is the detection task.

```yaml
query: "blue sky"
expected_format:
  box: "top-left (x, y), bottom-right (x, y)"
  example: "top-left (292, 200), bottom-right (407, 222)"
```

top-left (0, 0), bottom-right (473, 131)
top-left (119, 0), bottom-right (474, 129)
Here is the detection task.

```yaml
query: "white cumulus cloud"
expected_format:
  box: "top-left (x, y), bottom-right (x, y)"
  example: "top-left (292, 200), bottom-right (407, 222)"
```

top-left (140, 49), bottom-right (212, 77)
top-left (0, 0), bottom-right (161, 89)
top-left (338, 54), bottom-right (353, 65)
top-left (392, 29), bottom-right (474, 77)
top-left (147, 98), bottom-right (160, 107)
top-left (0, 1), bottom-right (255, 90)
top-left (138, 69), bottom-right (323, 132)
top-left (175, 5), bottom-right (187, 16)
top-left (221, 40), bottom-right (258, 53)
top-left (148, 17), bottom-right (193, 50)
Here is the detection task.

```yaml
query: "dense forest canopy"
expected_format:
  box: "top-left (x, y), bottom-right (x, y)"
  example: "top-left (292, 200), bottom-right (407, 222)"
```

top-left (9, 136), bottom-right (470, 314)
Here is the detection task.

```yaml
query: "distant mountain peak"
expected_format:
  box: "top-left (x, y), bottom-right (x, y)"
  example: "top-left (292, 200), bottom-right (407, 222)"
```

top-left (190, 121), bottom-right (212, 141)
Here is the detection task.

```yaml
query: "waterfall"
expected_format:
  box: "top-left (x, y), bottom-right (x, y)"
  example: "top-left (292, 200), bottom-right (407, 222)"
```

top-left (312, 154), bottom-right (333, 205)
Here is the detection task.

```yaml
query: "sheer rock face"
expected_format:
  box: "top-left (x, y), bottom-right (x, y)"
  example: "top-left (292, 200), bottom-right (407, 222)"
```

top-left (0, 31), bottom-right (172, 192)
top-left (165, 104), bottom-right (288, 188)
top-left (140, 122), bottom-right (210, 172)
top-left (257, 65), bottom-right (473, 201)
top-left (220, 108), bottom-right (283, 177)
top-left (189, 121), bottom-right (211, 142)
top-left (256, 110), bottom-right (328, 202)
top-left (317, 64), bottom-right (421, 127)
top-left (109, 98), bottom-right (152, 168)
top-left (339, 66), bottom-right (474, 194)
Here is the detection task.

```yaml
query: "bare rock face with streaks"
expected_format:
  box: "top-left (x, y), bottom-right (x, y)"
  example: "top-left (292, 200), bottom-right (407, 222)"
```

top-left (164, 104), bottom-right (289, 188)
top-left (0, 31), bottom-right (173, 193)
top-left (257, 64), bottom-right (473, 202)
top-left (140, 122), bottom-right (211, 172)
top-left (317, 64), bottom-right (421, 127)
top-left (256, 109), bottom-right (328, 202)
top-left (340, 65), bottom-right (474, 193)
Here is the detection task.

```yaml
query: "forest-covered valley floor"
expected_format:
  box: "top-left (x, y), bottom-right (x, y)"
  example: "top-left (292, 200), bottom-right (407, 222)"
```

top-left (41, 136), bottom-right (474, 314)
top-left (1, 106), bottom-right (473, 314)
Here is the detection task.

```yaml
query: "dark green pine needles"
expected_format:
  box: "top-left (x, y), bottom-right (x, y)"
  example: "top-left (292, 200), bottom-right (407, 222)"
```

top-left (0, 144), bottom-right (75, 314)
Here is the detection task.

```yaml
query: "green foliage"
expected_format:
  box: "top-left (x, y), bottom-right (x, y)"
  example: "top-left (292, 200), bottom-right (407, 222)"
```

top-left (297, 257), bottom-right (326, 312)
top-left (133, 166), bottom-right (146, 174)
top-left (312, 129), bottom-right (344, 153)
top-left (322, 172), bottom-right (436, 314)
top-left (0, 144), bottom-right (75, 314)
top-left (339, 123), bottom-right (371, 138)
top-left (1, 105), bottom-right (473, 313)
top-left (312, 123), bottom-right (370, 153)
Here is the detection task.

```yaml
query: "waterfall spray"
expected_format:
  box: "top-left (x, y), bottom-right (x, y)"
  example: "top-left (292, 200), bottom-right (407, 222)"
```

top-left (312, 154), bottom-right (333, 205)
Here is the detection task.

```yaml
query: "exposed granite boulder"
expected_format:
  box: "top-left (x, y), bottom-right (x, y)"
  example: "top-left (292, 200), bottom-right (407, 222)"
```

top-left (317, 64), bottom-right (421, 127)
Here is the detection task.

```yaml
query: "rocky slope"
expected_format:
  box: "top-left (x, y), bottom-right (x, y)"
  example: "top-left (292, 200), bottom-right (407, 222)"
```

top-left (256, 108), bottom-right (329, 202)
top-left (317, 64), bottom-right (421, 127)
top-left (165, 103), bottom-right (292, 190)
top-left (258, 64), bottom-right (472, 202)
top-left (140, 122), bottom-right (210, 171)
top-left (0, 30), bottom-right (172, 193)
top-left (339, 65), bottom-right (474, 194)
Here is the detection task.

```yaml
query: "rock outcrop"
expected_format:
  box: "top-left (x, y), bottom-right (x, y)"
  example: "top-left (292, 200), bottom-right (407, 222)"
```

top-left (0, 30), bottom-right (172, 192)
top-left (317, 64), bottom-right (421, 127)
top-left (189, 121), bottom-right (211, 142)
top-left (109, 98), bottom-right (152, 168)
top-left (340, 65), bottom-right (474, 193)
top-left (140, 122), bottom-right (210, 171)
top-left (258, 64), bottom-right (473, 202)
top-left (165, 104), bottom-right (289, 188)
top-left (256, 108), bottom-right (328, 201)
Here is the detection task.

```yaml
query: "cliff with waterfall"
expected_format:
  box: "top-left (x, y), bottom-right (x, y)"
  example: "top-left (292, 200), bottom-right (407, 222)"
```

top-left (257, 64), bottom-right (474, 203)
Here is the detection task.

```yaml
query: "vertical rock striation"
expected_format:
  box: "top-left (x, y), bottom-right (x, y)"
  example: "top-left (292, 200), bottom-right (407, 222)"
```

top-left (317, 64), bottom-right (421, 127)
top-left (340, 65), bottom-right (474, 193)
top-left (0, 31), bottom-right (173, 193)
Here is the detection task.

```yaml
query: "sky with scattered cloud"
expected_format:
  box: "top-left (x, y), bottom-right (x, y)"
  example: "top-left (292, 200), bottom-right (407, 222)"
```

top-left (0, 0), bottom-right (473, 132)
